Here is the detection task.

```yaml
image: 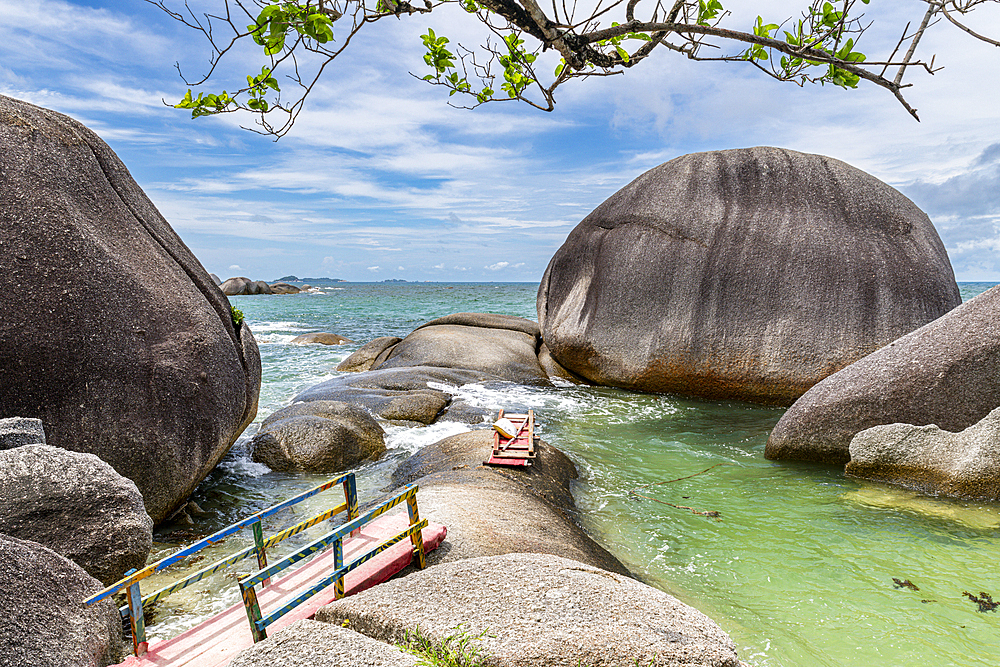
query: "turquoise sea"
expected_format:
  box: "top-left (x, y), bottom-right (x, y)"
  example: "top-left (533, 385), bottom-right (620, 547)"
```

top-left (150, 282), bottom-right (1000, 666)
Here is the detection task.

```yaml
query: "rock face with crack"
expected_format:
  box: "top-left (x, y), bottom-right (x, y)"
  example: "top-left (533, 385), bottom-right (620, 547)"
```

top-left (538, 147), bottom-right (960, 405)
top-left (316, 552), bottom-right (744, 667)
top-left (0, 533), bottom-right (124, 667)
top-left (767, 285), bottom-right (1000, 464)
top-left (0, 444), bottom-right (153, 585)
top-left (846, 405), bottom-right (1000, 500)
top-left (0, 95), bottom-right (261, 524)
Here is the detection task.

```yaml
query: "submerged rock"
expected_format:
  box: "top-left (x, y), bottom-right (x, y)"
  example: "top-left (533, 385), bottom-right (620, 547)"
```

top-left (0, 445), bottom-right (153, 586)
top-left (388, 430), bottom-right (629, 575)
top-left (251, 406), bottom-right (385, 473)
top-left (767, 285), bottom-right (1000, 464)
top-left (294, 366), bottom-right (497, 425)
top-left (229, 619), bottom-right (418, 667)
top-left (0, 416), bottom-right (46, 449)
top-left (291, 332), bottom-right (354, 345)
top-left (846, 406), bottom-right (1000, 500)
top-left (538, 147), bottom-right (960, 405)
top-left (316, 552), bottom-right (744, 667)
top-left (0, 95), bottom-right (260, 524)
top-left (0, 533), bottom-right (123, 667)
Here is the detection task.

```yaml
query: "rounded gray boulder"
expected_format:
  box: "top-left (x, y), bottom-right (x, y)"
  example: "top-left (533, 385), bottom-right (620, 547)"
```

top-left (291, 332), bottom-right (354, 345)
top-left (0, 533), bottom-right (124, 667)
top-left (251, 409), bottom-right (385, 473)
top-left (229, 620), bottom-right (418, 667)
top-left (336, 337), bottom-right (403, 372)
top-left (0, 445), bottom-right (153, 586)
top-left (315, 552), bottom-right (744, 667)
top-left (846, 406), bottom-right (1000, 500)
top-left (538, 147), bottom-right (960, 405)
top-left (373, 313), bottom-right (551, 386)
top-left (0, 95), bottom-right (261, 524)
top-left (767, 285), bottom-right (1000, 464)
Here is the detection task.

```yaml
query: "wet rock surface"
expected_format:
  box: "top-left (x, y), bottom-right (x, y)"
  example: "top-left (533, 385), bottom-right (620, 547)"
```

top-left (315, 552), bottom-right (744, 667)
top-left (538, 147), bottom-right (960, 405)
top-left (0, 95), bottom-right (261, 524)
top-left (767, 285), bottom-right (1000, 464)
top-left (291, 332), bottom-right (354, 345)
top-left (294, 366), bottom-right (498, 425)
top-left (0, 445), bottom-right (152, 585)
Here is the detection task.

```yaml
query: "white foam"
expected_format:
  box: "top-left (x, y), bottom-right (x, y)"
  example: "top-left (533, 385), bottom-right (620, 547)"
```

top-left (384, 421), bottom-right (474, 455)
top-left (245, 320), bottom-right (309, 333)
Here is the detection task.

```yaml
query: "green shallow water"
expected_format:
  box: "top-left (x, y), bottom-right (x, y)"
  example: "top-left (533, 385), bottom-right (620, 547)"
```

top-left (149, 282), bottom-right (999, 665)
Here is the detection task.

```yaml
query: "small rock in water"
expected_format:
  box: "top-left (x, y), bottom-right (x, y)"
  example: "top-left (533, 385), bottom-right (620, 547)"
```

top-left (893, 578), bottom-right (919, 591)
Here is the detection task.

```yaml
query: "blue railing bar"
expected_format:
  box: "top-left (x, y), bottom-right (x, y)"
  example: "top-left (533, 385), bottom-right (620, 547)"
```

top-left (241, 485), bottom-right (417, 589)
top-left (255, 518), bottom-right (428, 631)
top-left (86, 473), bottom-right (354, 605)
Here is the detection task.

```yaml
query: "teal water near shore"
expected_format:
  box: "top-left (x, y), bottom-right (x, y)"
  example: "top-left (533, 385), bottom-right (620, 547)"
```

top-left (154, 282), bottom-right (999, 666)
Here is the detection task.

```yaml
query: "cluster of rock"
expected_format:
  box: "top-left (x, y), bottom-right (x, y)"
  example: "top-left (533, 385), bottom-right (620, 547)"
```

top-left (767, 284), bottom-right (1000, 499)
top-left (0, 419), bottom-right (152, 667)
top-left (233, 429), bottom-right (745, 667)
top-left (220, 276), bottom-right (303, 295)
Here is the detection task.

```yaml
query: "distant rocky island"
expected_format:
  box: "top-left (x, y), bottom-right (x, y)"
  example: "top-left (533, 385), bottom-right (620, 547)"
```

top-left (275, 275), bottom-right (346, 283)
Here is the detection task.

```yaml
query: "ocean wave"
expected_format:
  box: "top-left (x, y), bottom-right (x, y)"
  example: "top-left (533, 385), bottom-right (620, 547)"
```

top-left (245, 320), bottom-right (309, 333)
top-left (384, 421), bottom-right (473, 455)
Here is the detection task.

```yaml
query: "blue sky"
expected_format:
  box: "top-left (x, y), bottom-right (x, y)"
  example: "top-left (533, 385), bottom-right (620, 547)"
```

top-left (3, 0), bottom-right (999, 282)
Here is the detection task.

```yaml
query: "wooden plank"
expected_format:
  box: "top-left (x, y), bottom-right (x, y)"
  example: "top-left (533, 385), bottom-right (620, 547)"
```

top-left (112, 512), bottom-right (446, 667)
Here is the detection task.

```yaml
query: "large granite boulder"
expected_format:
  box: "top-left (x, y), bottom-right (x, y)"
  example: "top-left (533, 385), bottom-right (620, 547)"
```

top-left (767, 285), bottom-right (1000, 464)
top-left (268, 282), bottom-right (300, 294)
top-left (0, 416), bottom-right (46, 448)
top-left (538, 147), bottom-right (960, 405)
top-left (0, 533), bottom-right (123, 667)
top-left (0, 95), bottom-right (261, 524)
top-left (315, 553), bottom-right (743, 667)
top-left (229, 620), bottom-right (418, 667)
top-left (294, 366), bottom-right (496, 425)
top-left (388, 430), bottom-right (629, 575)
top-left (0, 445), bottom-right (152, 586)
top-left (371, 313), bottom-right (551, 386)
top-left (845, 406), bottom-right (1000, 500)
top-left (220, 277), bottom-right (254, 295)
top-left (250, 403), bottom-right (386, 472)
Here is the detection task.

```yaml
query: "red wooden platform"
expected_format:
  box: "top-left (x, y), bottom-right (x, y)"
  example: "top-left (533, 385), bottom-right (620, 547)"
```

top-left (485, 409), bottom-right (536, 467)
top-left (115, 512), bottom-right (446, 667)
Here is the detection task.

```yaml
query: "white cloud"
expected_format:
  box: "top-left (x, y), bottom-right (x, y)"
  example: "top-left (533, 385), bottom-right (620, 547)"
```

top-left (487, 262), bottom-right (510, 271)
top-left (229, 264), bottom-right (241, 270)
top-left (367, 266), bottom-right (380, 272)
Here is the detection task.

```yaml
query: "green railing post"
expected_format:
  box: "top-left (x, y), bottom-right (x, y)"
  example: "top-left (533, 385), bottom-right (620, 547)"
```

top-left (239, 577), bottom-right (267, 644)
top-left (124, 568), bottom-right (148, 656)
top-left (405, 493), bottom-right (426, 569)
top-left (333, 539), bottom-right (345, 600)
top-left (251, 519), bottom-right (270, 587)
top-left (345, 474), bottom-right (359, 536)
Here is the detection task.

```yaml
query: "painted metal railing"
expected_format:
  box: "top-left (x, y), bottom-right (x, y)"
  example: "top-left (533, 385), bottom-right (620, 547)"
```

top-left (238, 483), bottom-right (427, 643)
top-left (84, 473), bottom-right (359, 656)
